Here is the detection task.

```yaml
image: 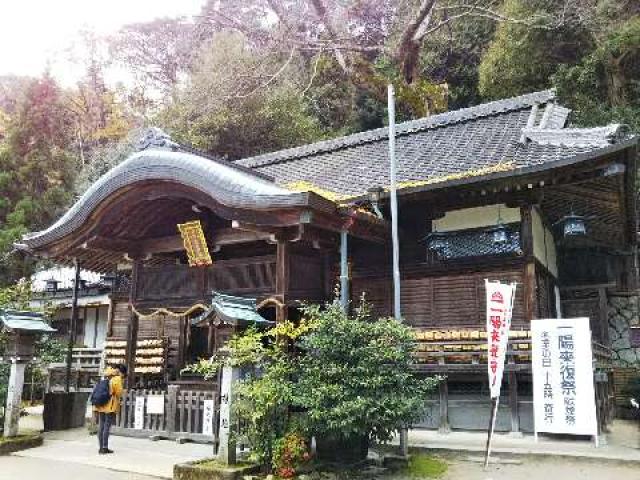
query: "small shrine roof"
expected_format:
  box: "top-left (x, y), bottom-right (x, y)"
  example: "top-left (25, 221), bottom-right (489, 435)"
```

top-left (192, 292), bottom-right (273, 328)
top-left (0, 310), bottom-right (56, 333)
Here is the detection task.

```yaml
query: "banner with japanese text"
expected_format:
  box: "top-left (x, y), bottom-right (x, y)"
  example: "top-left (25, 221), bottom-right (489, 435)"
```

top-left (486, 280), bottom-right (516, 399)
top-left (531, 318), bottom-right (598, 436)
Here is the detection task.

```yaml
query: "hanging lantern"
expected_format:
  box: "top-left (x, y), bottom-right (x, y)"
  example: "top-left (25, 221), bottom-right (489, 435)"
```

top-left (561, 214), bottom-right (587, 237)
top-left (489, 223), bottom-right (510, 245)
top-left (487, 205), bottom-right (509, 245)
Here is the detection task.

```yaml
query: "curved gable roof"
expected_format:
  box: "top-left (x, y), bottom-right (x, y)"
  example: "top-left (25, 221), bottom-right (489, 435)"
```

top-left (19, 148), bottom-right (320, 251)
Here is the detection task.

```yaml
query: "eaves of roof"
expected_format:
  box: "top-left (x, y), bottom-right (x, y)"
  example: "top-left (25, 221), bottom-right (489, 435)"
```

top-left (347, 136), bottom-right (638, 203)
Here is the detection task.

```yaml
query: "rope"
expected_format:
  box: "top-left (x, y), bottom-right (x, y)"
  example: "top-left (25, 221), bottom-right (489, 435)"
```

top-left (130, 303), bottom-right (208, 320)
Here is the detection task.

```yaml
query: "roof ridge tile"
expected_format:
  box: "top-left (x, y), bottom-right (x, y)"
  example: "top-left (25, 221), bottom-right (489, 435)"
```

top-left (237, 89), bottom-right (556, 169)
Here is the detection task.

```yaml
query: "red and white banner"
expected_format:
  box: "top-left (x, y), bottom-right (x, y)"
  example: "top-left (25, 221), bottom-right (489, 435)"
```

top-left (486, 280), bottom-right (516, 399)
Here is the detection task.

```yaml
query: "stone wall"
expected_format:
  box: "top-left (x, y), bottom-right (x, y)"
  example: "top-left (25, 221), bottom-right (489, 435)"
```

top-left (608, 294), bottom-right (640, 367)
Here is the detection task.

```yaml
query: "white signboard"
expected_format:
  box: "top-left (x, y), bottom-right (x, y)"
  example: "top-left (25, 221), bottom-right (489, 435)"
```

top-left (146, 395), bottom-right (165, 415)
top-left (486, 280), bottom-right (516, 398)
top-left (134, 396), bottom-right (145, 430)
top-left (202, 399), bottom-right (215, 436)
top-left (531, 318), bottom-right (598, 438)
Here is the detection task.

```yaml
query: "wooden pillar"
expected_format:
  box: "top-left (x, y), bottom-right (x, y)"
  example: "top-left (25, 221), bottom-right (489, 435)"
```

top-left (508, 371), bottom-right (520, 434)
top-left (622, 146), bottom-right (638, 291)
top-left (438, 378), bottom-right (450, 433)
top-left (125, 258), bottom-right (142, 388)
top-left (207, 322), bottom-right (215, 356)
top-left (166, 384), bottom-right (179, 435)
top-left (65, 259), bottom-right (81, 393)
top-left (275, 238), bottom-right (290, 322)
top-left (520, 206), bottom-right (536, 322)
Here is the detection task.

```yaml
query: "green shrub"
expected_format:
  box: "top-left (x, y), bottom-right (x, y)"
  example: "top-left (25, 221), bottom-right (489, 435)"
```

top-left (185, 299), bottom-right (439, 472)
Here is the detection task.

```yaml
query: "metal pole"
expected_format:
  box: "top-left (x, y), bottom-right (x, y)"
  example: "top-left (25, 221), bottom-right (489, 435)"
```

top-left (340, 230), bottom-right (349, 311)
top-left (388, 84), bottom-right (401, 321)
top-left (484, 396), bottom-right (500, 469)
top-left (388, 84), bottom-right (408, 455)
top-left (65, 259), bottom-right (81, 393)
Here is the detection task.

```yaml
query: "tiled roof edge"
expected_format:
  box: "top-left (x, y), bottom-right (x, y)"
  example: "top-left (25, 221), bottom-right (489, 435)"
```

top-left (237, 89), bottom-right (557, 169)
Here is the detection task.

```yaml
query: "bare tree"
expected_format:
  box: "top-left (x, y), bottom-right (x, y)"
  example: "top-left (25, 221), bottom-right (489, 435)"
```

top-left (196, 0), bottom-right (587, 84)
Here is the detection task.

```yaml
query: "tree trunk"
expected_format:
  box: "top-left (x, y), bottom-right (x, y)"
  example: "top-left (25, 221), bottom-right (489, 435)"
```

top-left (606, 55), bottom-right (627, 107)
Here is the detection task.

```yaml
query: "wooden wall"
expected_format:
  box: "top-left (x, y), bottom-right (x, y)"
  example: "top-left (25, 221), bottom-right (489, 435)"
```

top-left (351, 263), bottom-right (527, 329)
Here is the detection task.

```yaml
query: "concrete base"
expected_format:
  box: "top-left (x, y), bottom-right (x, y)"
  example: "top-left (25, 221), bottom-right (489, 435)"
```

top-left (0, 434), bottom-right (43, 455)
top-left (174, 459), bottom-right (259, 480)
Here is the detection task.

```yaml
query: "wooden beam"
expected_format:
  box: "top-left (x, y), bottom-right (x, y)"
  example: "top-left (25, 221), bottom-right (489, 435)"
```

top-left (275, 238), bottom-right (290, 322)
top-left (520, 206), bottom-right (536, 322)
top-left (125, 258), bottom-right (141, 388)
top-left (508, 371), bottom-right (520, 434)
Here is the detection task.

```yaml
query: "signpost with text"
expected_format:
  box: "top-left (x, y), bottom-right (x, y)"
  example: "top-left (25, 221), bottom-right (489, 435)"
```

top-left (531, 318), bottom-right (598, 445)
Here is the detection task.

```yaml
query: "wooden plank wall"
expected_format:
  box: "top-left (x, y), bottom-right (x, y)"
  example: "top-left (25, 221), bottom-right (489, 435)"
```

top-left (352, 266), bottom-right (526, 328)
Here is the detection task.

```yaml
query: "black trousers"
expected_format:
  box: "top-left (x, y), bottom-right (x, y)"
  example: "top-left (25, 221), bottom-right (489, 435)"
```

top-left (97, 412), bottom-right (115, 450)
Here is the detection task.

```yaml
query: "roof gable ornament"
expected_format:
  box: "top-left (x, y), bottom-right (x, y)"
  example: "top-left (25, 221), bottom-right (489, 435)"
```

top-left (137, 127), bottom-right (181, 151)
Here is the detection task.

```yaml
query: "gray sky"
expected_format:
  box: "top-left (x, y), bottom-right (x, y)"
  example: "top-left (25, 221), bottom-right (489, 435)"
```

top-left (0, 0), bottom-right (207, 85)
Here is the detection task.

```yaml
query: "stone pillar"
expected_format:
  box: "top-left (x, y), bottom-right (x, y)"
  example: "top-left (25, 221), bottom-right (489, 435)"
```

top-left (3, 360), bottom-right (26, 437)
top-left (217, 365), bottom-right (240, 465)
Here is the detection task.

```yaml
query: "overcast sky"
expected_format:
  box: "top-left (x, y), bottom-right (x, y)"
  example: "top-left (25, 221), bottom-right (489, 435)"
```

top-left (0, 0), bottom-right (207, 86)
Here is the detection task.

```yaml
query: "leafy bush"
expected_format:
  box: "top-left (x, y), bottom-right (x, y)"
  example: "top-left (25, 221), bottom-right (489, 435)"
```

top-left (296, 301), bottom-right (439, 444)
top-left (184, 299), bottom-right (438, 471)
top-left (272, 431), bottom-right (311, 478)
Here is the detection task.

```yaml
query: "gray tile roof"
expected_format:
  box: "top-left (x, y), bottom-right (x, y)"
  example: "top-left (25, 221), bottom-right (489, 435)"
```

top-left (0, 310), bottom-right (56, 333)
top-left (236, 90), bottom-right (636, 200)
top-left (192, 292), bottom-right (273, 327)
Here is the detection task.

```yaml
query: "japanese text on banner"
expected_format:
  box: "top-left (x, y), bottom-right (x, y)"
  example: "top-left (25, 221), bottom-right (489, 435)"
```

top-left (485, 280), bottom-right (516, 399)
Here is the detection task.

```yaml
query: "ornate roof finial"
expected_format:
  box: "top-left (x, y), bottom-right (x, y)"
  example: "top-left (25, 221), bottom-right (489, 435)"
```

top-left (137, 127), bottom-right (181, 151)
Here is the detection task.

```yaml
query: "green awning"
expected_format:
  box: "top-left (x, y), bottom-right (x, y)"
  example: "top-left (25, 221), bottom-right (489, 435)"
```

top-left (0, 309), bottom-right (56, 333)
top-left (192, 292), bottom-right (273, 328)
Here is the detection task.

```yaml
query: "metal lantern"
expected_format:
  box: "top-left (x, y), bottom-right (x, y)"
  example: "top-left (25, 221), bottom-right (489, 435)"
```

top-left (490, 223), bottom-right (510, 245)
top-left (367, 186), bottom-right (385, 219)
top-left (561, 214), bottom-right (587, 237)
top-left (488, 205), bottom-right (510, 245)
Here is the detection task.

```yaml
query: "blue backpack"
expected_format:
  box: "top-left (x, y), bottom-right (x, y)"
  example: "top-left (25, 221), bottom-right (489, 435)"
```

top-left (90, 378), bottom-right (111, 406)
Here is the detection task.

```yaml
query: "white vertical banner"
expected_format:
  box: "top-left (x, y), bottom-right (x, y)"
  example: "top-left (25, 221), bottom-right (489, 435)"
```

top-left (531, 318), bottom-right (598, 438)
top-left (202, 399), bottom-right (215, 436)
top-left (486, 280), bottom-right (516, 398)
top-left (134, 395), bottom-right (145, 430)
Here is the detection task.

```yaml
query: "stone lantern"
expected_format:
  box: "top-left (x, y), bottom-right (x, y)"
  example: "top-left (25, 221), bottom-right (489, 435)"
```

top-left (1, 310), bottom-right (55, 437)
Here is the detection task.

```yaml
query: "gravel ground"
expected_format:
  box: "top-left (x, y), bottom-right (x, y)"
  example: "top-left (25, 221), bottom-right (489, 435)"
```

top-left (441, 455), bottom-right (640, 480)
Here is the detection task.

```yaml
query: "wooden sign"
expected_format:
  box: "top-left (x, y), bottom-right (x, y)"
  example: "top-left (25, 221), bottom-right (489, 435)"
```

top-left (134, 396), bottom-right (145, 430)
top-left (202, 399), bottom-right (215, 436)
top-left (146, 395), bottom-right (164, 415)
top-left (178, 220), bottom-right (213, 267)
top-left (531, 318), bottom-right (598, 442)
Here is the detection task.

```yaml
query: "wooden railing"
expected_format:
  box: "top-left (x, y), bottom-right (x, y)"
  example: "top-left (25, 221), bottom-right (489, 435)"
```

top-left (135, 256), bottom-right (277, 302)
top-left (112, 385), bottom-right (219, 444)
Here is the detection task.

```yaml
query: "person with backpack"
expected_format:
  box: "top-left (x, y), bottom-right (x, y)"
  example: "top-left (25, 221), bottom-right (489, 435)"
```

top-left (91, 364), bottom-right (126, 454)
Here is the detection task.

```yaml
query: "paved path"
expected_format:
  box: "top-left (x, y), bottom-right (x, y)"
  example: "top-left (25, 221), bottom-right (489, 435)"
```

top-left (12, 428), bottom-right (212, 479)
top-left (407, 419), bottom-right (640, 463)
top-left (0, 455), bottom-right (157, 480)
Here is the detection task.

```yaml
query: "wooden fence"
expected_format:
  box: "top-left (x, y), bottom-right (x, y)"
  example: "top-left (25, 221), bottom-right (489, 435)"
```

top-left (111, 385), bottom-right (219, 444)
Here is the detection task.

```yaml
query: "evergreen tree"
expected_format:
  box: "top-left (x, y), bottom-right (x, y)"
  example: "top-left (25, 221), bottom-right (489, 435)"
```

top-left (0, 75), bottom-right (76, 285)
